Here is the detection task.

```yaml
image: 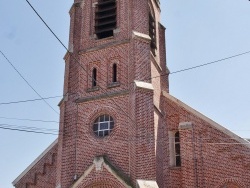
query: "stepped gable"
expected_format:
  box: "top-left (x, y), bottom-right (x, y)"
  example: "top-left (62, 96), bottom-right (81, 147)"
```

top-left (13, 139), bottom-right (58, 188)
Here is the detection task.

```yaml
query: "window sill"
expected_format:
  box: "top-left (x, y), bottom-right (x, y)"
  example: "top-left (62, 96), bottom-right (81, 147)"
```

top-left (87, 86), bottom-right (99, 92)
top-left (169, 166), bottom-right (181, 170)
top-left (94, 35), bottom-right (114, 41)
top-left (107, 82), bottom-right (120, 88)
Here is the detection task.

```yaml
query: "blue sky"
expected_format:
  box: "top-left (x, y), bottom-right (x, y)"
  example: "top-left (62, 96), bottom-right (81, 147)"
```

top-left (0, 0), bottom-right (250, 187)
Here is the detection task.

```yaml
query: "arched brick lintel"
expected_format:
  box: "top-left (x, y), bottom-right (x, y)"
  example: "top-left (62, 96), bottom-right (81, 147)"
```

top-left (216, 178), bottom-right (246, 188)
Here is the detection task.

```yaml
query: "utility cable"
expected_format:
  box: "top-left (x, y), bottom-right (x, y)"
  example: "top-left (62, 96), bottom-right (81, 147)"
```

top-left (1, 45), bottom-right (250, 107)
top-left (0, 50), bottom-right (59, 115)
top-left (145, 50), bottom-right (250, 82)
top-left (0, 124), bottom-right (249, 146)
top-left (0, 126), bottom-right (58, 135)
top-left (0, 123), bottom-right (58, 132)
top-left (0, 120), bottom-right (249, 143)
top-left (0, 95), bottom-right (62, 105)
top-left (1, 115), bottom-right (249, 133)
top-left (0, 116), bottom-right (59, 123)
top-left (1, 45), bottom-right (250, 108)
top-left (170, 50), bottom-right (250, 75)
top-left (0, 92), bottom-right (78, 106)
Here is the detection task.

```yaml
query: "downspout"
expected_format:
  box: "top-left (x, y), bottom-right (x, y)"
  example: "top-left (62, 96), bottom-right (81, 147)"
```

top-left (191, 126), bottom-right (199, 188)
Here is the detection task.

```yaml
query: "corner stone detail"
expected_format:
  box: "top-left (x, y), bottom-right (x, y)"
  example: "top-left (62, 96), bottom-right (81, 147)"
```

top-left (136, 180), bottom-right (159, 188)
top-left (93, 156), bottom-right (104, 171)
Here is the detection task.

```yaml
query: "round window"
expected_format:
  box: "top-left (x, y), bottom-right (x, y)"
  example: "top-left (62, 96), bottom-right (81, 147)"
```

top-left (93, 114), bottom-right (114, 137)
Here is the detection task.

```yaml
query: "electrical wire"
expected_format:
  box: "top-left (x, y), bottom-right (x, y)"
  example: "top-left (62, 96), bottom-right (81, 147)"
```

top-left (0, 50), bottom-right (59, 115)
top-left (0, 124), bottom-right (249, 146)
top-left (170, 50), bottom-right (250, 75)
top-left (0, 123), bottom-right (58, 132)
top-left (0, 126), bottom-right (58, 135)
top-left (0, 116), bottom-right (59, 123)
top-left (1, 46), bottom-right (250, 108)
top-left (144, 50), bottom-right (250, 82)
top-left (1, 114), bottom-right (248, 132)
top-left (0, 95), bottom-right (62, 105)
top-left (1, 45), bottom-right (249, 108)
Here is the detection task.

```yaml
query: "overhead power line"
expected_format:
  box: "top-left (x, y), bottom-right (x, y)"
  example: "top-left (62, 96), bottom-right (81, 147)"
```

top-left (1, 46), bottom-right (250, 108)
top-left (0, 92), bottom-right (78, 107)
top-left (0, 123), bottom-right (58, 132)
top-left (0, 50), bottom-right (59, 115)
top-left (0, 124), bottom-right (249, 145)
top-left (170, 50), bottom-right (250, 74)
top-left (0, 116), bottom-right (59, 123)
top-left (0, 95), bottom-right (62, 105)
top-left (0, 126), bottom-right (58, 135)
top-left (146, 50), bottom-right (250, 81)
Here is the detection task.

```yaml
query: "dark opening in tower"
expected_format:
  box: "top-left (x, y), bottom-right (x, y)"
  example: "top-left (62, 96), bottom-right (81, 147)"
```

top-left (149, 13), bottom-right (156, 55)
top-left (92, 68), bottom-right (97, 87)
top-left (112, 63), bottom-right (117, 83)
top-left (95, 0), bottom-right (117, 39)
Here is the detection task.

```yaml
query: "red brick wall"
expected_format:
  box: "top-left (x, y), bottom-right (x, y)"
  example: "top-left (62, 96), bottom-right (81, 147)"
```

top-left (161, 95), bottom-right (250, 188)
top-left (16, 1), bottom-right (250, 188)
top-left (15, 144), bottom-right (58, 188)
top-left (56, 0), bottom-right (165, 187)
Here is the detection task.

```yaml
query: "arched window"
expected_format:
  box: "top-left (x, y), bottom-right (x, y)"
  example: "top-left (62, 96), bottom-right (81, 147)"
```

top-left (112, 63), bottom-right (117, 83)
top-left (93, 114), bottom-right (114, 137)
top-left (92, 68), bottom-right (97, 87)
top-left (175, 131), bottom-right (181, 167)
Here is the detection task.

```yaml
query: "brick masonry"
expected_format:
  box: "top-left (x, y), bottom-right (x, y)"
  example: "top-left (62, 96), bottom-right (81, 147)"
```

top-left (13, 0), bottom-right (250, 188)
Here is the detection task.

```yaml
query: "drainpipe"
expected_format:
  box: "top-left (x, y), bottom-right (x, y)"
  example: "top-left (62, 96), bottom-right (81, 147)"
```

top-left (179, 122), bottom-right (199, 188)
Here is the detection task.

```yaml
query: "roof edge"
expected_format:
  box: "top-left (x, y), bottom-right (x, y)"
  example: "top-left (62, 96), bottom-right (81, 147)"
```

top-left (71, 155), bottom-right (132, 188)
top-left (162, 91), bottom-right (250, 148)
top-left (12, 138), bottom-right (58, 186)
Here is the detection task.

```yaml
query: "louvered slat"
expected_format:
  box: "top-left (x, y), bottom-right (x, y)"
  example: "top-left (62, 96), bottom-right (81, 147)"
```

top-left (95, 0), bottom-right (117, 39)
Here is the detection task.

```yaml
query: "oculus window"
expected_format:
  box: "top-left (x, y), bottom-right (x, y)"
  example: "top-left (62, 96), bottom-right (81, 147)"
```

top-left (93, 114), bottom-right (114, 137)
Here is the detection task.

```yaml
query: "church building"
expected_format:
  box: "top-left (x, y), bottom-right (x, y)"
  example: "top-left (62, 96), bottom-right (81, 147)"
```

top-left (13, 0), bottom-right (250, 187)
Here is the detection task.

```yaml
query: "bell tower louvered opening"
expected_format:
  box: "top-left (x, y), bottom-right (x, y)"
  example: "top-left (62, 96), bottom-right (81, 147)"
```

top-left (95, 0), bottom-right (117, 39)
top-left (149, 13), bottom-right (156, 55)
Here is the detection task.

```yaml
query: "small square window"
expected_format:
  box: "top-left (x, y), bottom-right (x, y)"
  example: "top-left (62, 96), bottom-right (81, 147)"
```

top-left (100, 115), bottom-right (105, 122)
top-left (100, 122), bottom-right (109, 130)
top-left (93, 124), bottom-right (98, 131)
top-left (104, 115), bottom-right (109, 121)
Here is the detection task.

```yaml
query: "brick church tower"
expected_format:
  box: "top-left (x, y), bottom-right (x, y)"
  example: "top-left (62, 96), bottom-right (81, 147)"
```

top-left (13, 0), bottom-right (250, 187)
top-left (56, 0), bottom-right (168, 187)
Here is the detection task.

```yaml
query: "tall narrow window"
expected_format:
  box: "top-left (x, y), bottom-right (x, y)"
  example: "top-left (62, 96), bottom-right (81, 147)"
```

top-left (149, 13), bottom-right (156, 55)
top-left (92, 68), bottom-right (97, 87)
top-left (95, 0), bottom-right (117, 39)
top-left (169, 131), bottom-right (181, 167)
top-left (175, 131), bottom-right (181, 167)
top-left (112, 64), bottom-right (117, 82)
